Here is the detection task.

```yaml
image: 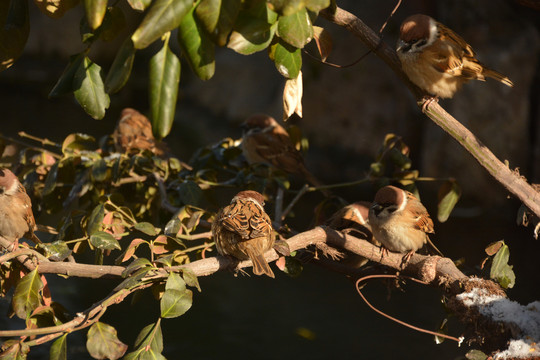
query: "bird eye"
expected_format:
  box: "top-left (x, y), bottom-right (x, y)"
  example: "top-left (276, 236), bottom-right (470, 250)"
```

top-left (0, 188), bottom-right (4, 195)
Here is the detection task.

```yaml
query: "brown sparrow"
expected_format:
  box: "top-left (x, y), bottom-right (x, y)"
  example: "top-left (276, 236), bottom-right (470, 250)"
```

top-left (113, 108), bottom-right (167, 156)
top-left (212, 190), bottom-right (275, 278)
top-left (326, 201), bottom-right (379, 268)
top-left (241, 114), bottom-right (327, 192)
top-left (397, 14), bottom-right (513, 99)
top-left (0, 168), bottom-right (41, 249)
top-left (368, 185), bottom-right (441, 262)
top-left (327, 201), bottom-right (374, 240)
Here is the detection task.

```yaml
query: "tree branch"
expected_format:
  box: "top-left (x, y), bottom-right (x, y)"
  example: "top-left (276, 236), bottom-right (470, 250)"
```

top-left (320, 6), bottom-right (540, 218)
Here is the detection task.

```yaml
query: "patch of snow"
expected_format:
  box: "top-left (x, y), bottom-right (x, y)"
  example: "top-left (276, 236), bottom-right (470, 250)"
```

top-left (457, 288), bottom-right (540, 359)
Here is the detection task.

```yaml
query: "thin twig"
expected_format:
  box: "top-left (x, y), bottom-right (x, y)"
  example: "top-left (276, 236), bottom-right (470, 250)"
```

top-left (18, 132), bottom-right (62, 149)
top-left (0, 134), bottom-right (62, 159)
top-left (281, 184), bottom-right (309, 221)
top-left (153, 172), bottom-right (180, 214)
top-left (355, 274), bottom-right (463, 343)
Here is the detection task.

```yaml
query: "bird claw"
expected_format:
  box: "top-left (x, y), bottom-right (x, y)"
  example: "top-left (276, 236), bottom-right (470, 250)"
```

top-left (419, 96), bottom-right (439, 112)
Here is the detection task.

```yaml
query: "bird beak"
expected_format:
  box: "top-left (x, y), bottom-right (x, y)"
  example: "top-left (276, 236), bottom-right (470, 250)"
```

top-left (396, 39), bottom-right (406, 53)
top-left (371, 203), bottom-right (383, 216)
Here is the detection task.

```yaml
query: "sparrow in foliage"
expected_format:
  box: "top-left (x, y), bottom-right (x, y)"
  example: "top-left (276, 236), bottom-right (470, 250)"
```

top-left (368, 185), bottom-right (442, 263)
top-left (0, 168), bottom-right (41, 250)
top-left (241, 114), bottom-right (328, 194)
top-left (326, 201), bottom-right (379, 268)
top-left (212, 190), bottom-right (275, 278)
top-left (397, 14), bottom-right (513, 99)
top-left (113, 108), bottom-right (167, 156)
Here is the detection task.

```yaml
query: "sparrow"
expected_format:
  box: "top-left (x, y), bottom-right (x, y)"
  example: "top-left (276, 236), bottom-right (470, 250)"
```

top-left (113, 108), bottom-right (167, 156)
top-left (0, 168), bottom-right (41, 250)
top-left (327, 201), bottom-right (374, 240)
top-left (397, 14), bottom-right (513, 100)
top-left (212, 190), bottom-right (275, 278)
top-left (368, 185), bottom-right (442, 263)
top-left (326, 201), bottom-right (379, 268)
top-left (241, 114), bottom-right (328, 193)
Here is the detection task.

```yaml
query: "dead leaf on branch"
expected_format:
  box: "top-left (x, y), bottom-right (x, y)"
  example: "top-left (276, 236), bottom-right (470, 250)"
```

top-left (283, 70), bottom-right (303, 120)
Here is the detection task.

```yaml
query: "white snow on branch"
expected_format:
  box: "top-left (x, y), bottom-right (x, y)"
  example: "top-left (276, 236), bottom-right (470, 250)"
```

top-left (457, 287), bottom-right (540, 359)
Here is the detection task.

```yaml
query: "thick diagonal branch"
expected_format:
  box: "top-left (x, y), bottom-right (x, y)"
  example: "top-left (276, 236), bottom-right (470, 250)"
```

top-left (320, 6), bottom-right (540, 218)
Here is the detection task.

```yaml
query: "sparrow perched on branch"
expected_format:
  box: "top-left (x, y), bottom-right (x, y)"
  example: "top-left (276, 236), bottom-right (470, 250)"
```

top-left (368, 185), bottom-right (442, 262)
top-left (241, 114), bottom-right (328, 193)
top-left (212, 190), bottom-right (275, 278)
top-left (397, 14), bottom-right (513, 99)
top-left (326, 201), bottom-right (379, 268)
top-left (113, 108), bottom-right (167, 156)
top-left (0, 168), bottom-right (41, 249)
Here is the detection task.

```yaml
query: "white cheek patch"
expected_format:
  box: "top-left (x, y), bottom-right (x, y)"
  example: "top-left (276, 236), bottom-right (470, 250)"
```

top-left (351, 207), bottom-right (367, 225)
top-left (428, 18), bottom-right (438, 46)
top-left (397, 190), bottom-right (407, 212)
top-left (6, 181), bottom-right (19, 196)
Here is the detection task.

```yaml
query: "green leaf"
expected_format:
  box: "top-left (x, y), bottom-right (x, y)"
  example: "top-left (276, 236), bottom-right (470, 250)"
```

top-left (490, 243), bottom-right (515, 289)
top-left (160, 288), bottom-right (193, 318)
top-left (90, 231), bottom-right (121, 250)
top-left (164, 218), bottom-right (181, 237)
top-left (83, 0), bottom-right (107, 30)
top-left (122, 257), bottom-right (153, 278)
top-left (177, 6), bottom-right (215, 80)
top-left (91, 158), bottom-right (108, 182)
top-left (114, 267), bottom-right (151, 292)
top-left (182, 268), bottom-right (201, 292)
top-left (0, 0), bottom-right (29, 72)
top-left (131, 0), bottom-right (192, 49)
top-left (277, 7), bottom-right (313, 48)
top-left (177, 180), bottom-right (203, 206)
top-left (40, 241), bottom-right (72, 262)
top-left (267, 0), bottom-right (304, 16)
top-left (165, 272), bottom-right (186, 292)
top-left (437, 180), bottom-right (461, 223)
top-left (12, 268), bottom-right (43, 319)
top-left (227, 9), bottom-right (276, 55)
top-left (50, 334), bottom-right (68, 360)
top-left (87, 322), bottom-right (128, 360)
top-left (73, 56), bottom-right (110, 120)
top-left (195, 0), bottom-right (241, 46)
top-left (105, 38), bottom-right (136, 94)
top-left (149, 39), bottom-right (180, 140)
top-left (270, 38), bottom-right (301, 78)
top-left (0, 340), bottom-right (30, 359)
top-left (49, 53), bottom-right (85, 97)
top-left (124, 321), bottom-right (165, 360)
top-left (87, 203), bottom-right (105, 236)
top-left (127, 0), bottom-right (152, 12)
top-left (99, 6), bottom-right (126, 42)
top-left (305, 0), bottom-right (330, 12)
top-left (465, 349), bottom-right (488, 360)
top-left (134, 222), bottom-right (158, 236)
top-left (62, 133), bottom-right (96, 153)
top-left (42, 160), bottom-right (60, 196)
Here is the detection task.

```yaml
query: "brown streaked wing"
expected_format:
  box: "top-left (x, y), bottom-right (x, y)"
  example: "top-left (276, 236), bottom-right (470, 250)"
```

top-left (247, 202), bottom-right (272, 238)
top-left (19, 184), bottom-right (36, 231)
top-left (406, 192), bottom-right (435, 234)
top-left (220, 202), bottom-right (251, 239)
top-left (250, 130), bottom-right (304, 174)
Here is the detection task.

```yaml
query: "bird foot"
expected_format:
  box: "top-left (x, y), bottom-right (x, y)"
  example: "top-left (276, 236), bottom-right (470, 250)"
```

top-left (419, 96), bottom-right (439, 113)
top-left (400, 251), bottom-right (415, 268)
